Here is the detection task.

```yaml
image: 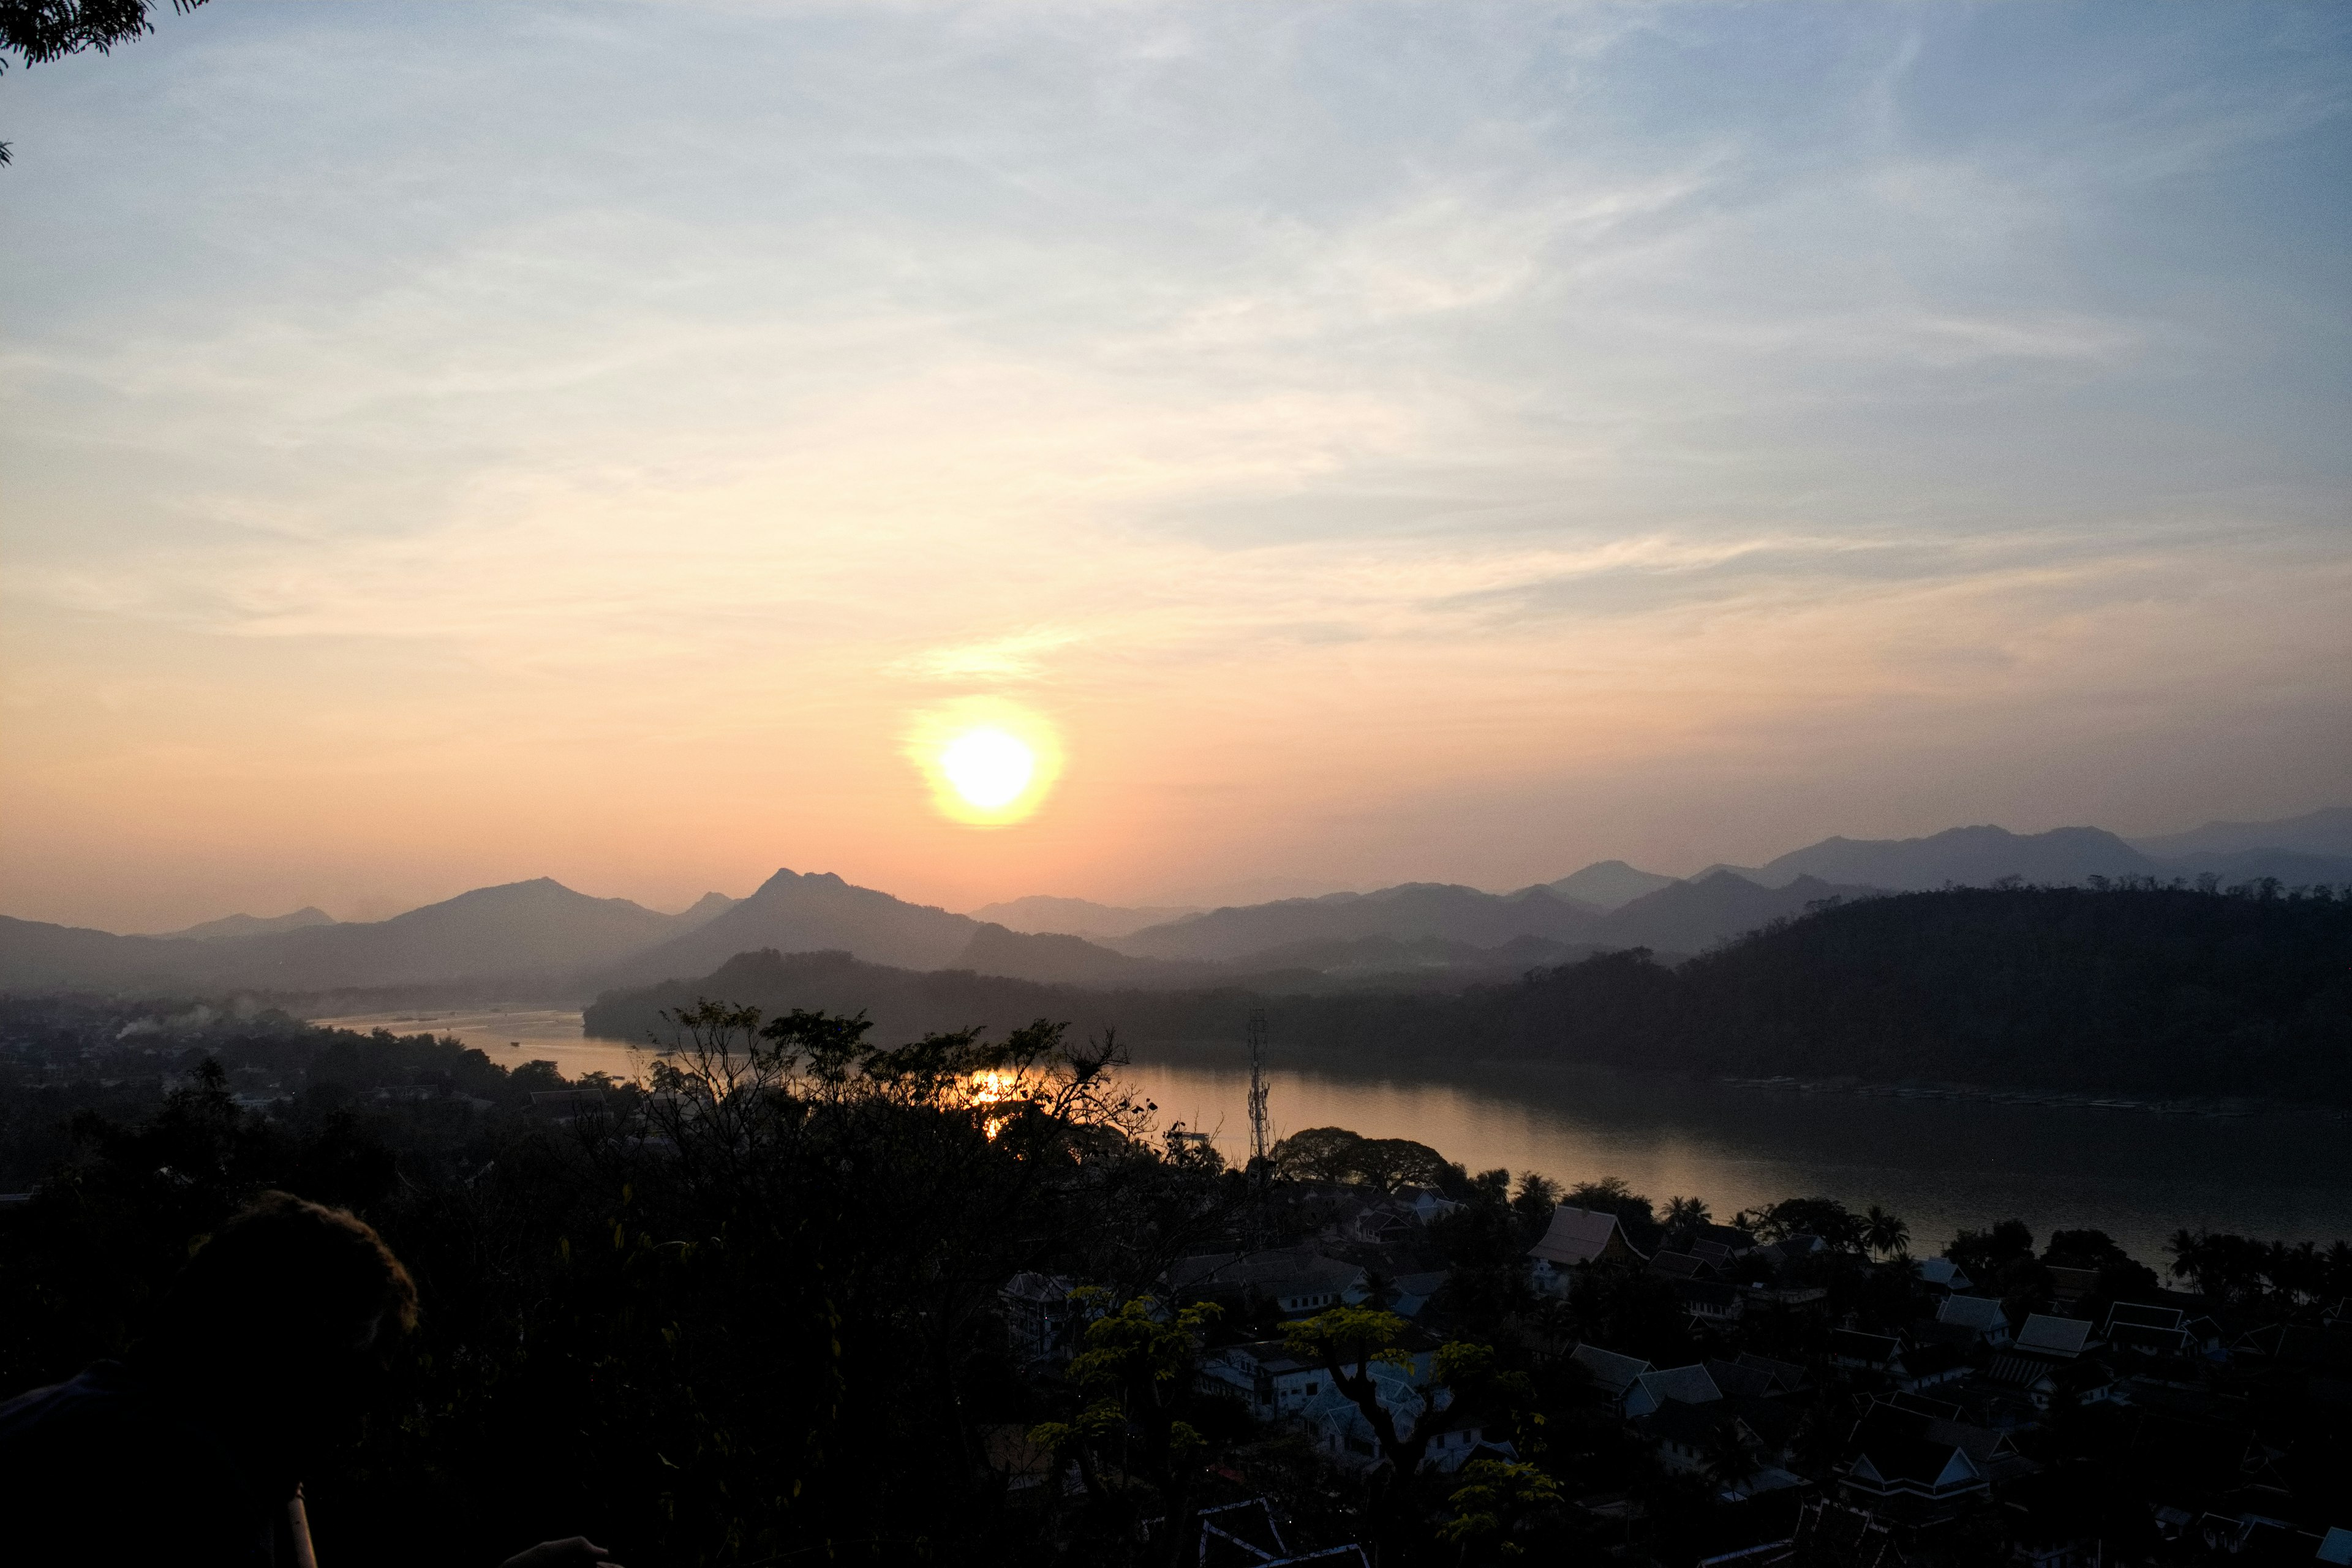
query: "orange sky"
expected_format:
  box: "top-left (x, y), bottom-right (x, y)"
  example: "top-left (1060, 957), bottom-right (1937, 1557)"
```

top-left (4, 2), bottom-right (2347, 932)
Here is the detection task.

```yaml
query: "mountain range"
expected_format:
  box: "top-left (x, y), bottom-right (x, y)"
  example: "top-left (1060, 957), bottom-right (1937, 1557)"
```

top-left (2, 812), bottom-right (2345, 1000)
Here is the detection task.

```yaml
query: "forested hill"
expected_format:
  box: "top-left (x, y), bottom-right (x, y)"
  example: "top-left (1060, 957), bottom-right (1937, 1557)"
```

top-left (586, 885), bottom-right (2352, 1104)
top-left (1477, 884), bottom-right (2352, 1101)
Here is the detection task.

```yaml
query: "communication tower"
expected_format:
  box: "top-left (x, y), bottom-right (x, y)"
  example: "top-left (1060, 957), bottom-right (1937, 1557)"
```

top-left (1246, 1005), bottom-right (1271, 1175)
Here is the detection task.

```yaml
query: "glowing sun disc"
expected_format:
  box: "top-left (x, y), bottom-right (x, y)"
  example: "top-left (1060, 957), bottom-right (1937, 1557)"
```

top-left (904, 699), bottom-right (1064, 826)
top-left (940, 728), bottom-right (1035, 810)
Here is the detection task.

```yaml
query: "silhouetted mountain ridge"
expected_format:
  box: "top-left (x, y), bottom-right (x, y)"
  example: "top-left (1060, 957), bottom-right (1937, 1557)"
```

top-left (585, 884), bottom-right (2352, 1103)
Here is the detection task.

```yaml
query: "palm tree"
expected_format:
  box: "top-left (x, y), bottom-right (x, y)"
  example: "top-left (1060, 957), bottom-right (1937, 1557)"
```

top-left (1701, 1417), bottom-right (1763, 1498)
top-left (1664, 1196), bottom-right (1711, 1238)
top-left (2167, 1227), bottom-right (2211, 1295)
top-left (1863, 1206), bottom-right (1910, 1261)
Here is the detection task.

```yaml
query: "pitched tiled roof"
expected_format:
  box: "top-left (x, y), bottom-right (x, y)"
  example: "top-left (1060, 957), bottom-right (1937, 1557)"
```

top-left (1913, 1257), bottom-right (1973, 1290)
top-left (1635, 1364), bottom-right (1724, 1408)
top-left (1648, 1250), bottom-right (1711, 1280)
top-left (1936, 1295), bottom-right (2007, 1334)
top-left (1529, 1205), bottom-right (1633, 1266)
top-left (2108, 1301), bottom-right (2185, 1333)
top-left (1569, 1343), bottom-right (1654, 1395)
top-left (2014, 1314), bottom-right (2093, 1359)
top-left (1985, 1353), bottom-right (2057, 1390)
top-left (1736, 1352), bottom-right (1809, 1392)
top-left (1706, 1359), bottom-right (1779, 1400)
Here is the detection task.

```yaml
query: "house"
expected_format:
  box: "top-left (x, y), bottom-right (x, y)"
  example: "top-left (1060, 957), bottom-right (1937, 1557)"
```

top-left (2013, 1314), bottom-right (2096, 1360)
top-left (1326, 1194), bottom-right (1419, 1247)
top-left (1648, 1249), bottom-right (1715, 1283)
top-left (1935, 1294), bottom-right (2012, 1346)
top-left (1687, 1221), bottom-right (1760, 1257)
top-left (1624, 1363), bottom-right (1724, 1418)
top-left (1735, 1351), bottom-right (1811, 1395)
top-left (1637, 1398), bottom-right (1722, 1476)
top-left (1879, 1394), bottom-right (2034, 1482)
top-left (1838, 1403), bottom-right (1991, 1517)
top-left (1913, 1257), bottom-right (1974, 1294)
top-left (1199, 1341), bottom-right (1336, 1421)
top-left (1980, 1352), bottom-right (2117, 1411)
top-left (1395, 1185), bottom-right (1461, 1225)
top-left (1675, 1278), bottom-right (1746, 1325)
top-left (1829, 1329), bottom-right (1904, 1375)
top-left (2045, 1267), bottom-right (2100, 1309)
top-left (1164, 1248), bottom-right (1368, 1316)
top-left (1300, 1365), bottom-right (1432, 1470)
top-left (999, 1272), bottom-right (1083, 1363)
top-left (1894, 1341), bottom-right (1971, 1392)
top-left (1528, 1205), bottom-right (1642, 1293)
top-left (1705, 1359), bottom-right (1783, 1400)
top-left (1418, 1409), bottom-right (1516, 1474)
top-left (1643, 1399), bottom-right (1809, 1500)
top-left (2105, 1302), bottom-right (2200, 1362)
top-left (1569, 1343), bottom-right (1654, 1410)
top-left (1381, 1269), bottom-right (1451, 1319)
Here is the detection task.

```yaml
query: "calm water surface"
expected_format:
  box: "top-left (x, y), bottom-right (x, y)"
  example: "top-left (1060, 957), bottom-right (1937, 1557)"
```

top-left (1127, 1048), bottom-right (2352, 1265)
top-left (318, 1009), bottom-right (2352, 1267)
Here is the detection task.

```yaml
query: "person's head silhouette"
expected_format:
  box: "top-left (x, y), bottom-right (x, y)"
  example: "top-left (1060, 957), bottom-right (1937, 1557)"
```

top-left (0, 1191), bottom-right (622, 1567)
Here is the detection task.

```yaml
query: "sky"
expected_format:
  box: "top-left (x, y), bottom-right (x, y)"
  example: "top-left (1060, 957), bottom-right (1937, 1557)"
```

top-left (3, 1), bottom-right (2348, 933)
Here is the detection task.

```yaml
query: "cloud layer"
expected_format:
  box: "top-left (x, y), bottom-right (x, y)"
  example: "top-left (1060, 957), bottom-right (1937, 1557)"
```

top-left (4, 1), bottom-right (2347, 929)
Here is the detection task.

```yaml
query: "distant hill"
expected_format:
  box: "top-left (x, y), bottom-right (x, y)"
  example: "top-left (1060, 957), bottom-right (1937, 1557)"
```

top-left (967, 895), bottom-right (1199, 940)
top-left (1722, 824), bottom-right (2159, 891)
top-left (1478, 883), bottom-right (2352, 1102)
top-left (1, 880), bottom-right (687, 994)
top-left (1110, 882), bottom-right (1602, 963)
top-left (595, 869), bottom-right (979, 986)
top-left (151, 907), bottom-right (337, 942)
top-left (671, 892), bottom-right (741, 930)
top-left (0, 917), bottom-right (213, 992)
top-left (589, 884), bottom-right (2352, 1104)
top-left (2129, 806), bottom-right (2352, 859)
top-left (1593, 871), bottom-right (1878, 952)
top-left (211, 878), bottom-right (680, 989)
top-left (949, 924), bottom-right (1221, 989)
top-left (1544, 860), bottom-right (1678, 911)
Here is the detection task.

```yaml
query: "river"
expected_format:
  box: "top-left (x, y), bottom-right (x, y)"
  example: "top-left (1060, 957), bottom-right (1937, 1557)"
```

top-left (312, 1008), bottom-right (2352, 1267)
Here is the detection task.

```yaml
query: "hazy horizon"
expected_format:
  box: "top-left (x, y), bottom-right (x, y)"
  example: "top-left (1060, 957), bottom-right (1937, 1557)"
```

top-left (6, 2), bottom-right (2348, 933)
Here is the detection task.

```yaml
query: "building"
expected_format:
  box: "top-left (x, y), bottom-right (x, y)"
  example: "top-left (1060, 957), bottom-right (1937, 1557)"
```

top-left (1164, 1248), bottom-right (1368, 1316)
top-left (1527, 1205), bottom-right (1642, 1294)
top-left (998, 1272), bottom-right (1084, 1364)
top-left (1935, 1294), bottom-right (2012, 1346)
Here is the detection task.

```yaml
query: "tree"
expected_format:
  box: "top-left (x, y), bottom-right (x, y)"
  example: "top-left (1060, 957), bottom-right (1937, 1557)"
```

top-left (1, 0), bottom-right (211, 164)
top-left (1435, 1458), bottom-right (1561, 1563)
top-left (1862, 1205), bottom-right (1910, 1261)
top-left (1036, 1292), bottom-right (1227, 1566)
top-left (1283, 1307), bottom-right (1512, 1556)
top-left (1564, 1175), bottom-right (1654, 1230)
top-left (1663, 1195), bottom-right (1711, 1238)
top-left (1509, 1172), bottom-right (1562, 1243)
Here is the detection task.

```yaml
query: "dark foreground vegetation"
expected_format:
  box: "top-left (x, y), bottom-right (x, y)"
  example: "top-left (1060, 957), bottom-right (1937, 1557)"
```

top-left (588, 882), bottom-right (2352, 1104)
top-left (2, 991), bottom-right (2349, 1565)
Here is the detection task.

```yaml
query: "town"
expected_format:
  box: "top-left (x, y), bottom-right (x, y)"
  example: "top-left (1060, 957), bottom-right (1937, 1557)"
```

top-left (996, 1124), bottom-right (2352, 1565)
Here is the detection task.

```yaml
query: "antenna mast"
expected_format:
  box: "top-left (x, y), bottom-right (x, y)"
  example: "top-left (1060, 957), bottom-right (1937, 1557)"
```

top-left (1246, 1005), bottom-right (1271, 1175)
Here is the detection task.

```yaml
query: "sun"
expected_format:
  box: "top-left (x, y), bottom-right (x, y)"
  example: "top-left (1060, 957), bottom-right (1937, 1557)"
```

top-left (940, 728), bottom-right (1034, 811)
top-left (906, 699), bottom-right (1063, 826)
